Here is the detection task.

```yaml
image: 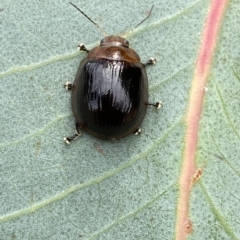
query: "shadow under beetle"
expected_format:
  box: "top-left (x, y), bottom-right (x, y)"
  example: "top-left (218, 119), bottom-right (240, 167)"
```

top-left (64, 3), bottom-right (162, 143)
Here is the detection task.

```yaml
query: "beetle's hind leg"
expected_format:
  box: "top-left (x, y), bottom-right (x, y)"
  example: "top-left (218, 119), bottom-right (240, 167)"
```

top-left (143, 57), bottom-right (156, 66)
top-left (64, 122), bottom-right (82, 144)
top-left (146, 101), bottom-right (162, 109)
top-left (78, 43), bottom-right (90, 53)
top-left (133, 128), bottom-right (141, 136)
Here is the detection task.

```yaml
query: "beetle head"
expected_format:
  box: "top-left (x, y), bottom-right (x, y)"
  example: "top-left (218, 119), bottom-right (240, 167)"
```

top-left (100, 35), bottom-right (129, 48)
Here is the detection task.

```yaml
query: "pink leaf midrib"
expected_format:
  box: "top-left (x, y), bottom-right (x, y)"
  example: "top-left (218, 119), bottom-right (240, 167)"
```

top-left (175, 1), bottom-right (229, 239)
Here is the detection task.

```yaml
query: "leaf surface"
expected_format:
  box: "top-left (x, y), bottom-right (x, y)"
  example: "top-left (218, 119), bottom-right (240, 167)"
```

top-left (0, 0), bottom-right (239, 239)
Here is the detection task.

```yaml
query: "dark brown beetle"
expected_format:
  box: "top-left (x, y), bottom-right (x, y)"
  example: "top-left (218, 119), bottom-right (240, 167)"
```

top-left (64, 3), bottom-right (161, 143)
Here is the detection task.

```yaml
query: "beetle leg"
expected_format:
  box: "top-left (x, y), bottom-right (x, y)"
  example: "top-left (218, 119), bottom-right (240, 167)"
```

top-left (78, 43), bottom-right (90, 53)
top-left (143, 57), bottom-right (156, 66)
top-left (64, 82), bottom-right (74, 90)
top-left (146, 101), bottom-right (162, 109)
top-left (134, 128), bottom-right (141, 135)
top-left (63, 122), bottom-right (82, 144)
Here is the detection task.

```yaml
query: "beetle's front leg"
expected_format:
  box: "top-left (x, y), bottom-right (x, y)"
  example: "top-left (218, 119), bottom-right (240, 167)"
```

top-left (78, 43), bottom-right (90, 53)
top-left (143, 57), bottom-right (156, 66)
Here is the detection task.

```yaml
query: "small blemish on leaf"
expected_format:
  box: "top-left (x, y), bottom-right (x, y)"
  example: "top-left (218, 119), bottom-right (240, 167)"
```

top-left (93, 143), bottom-right (105, 155)
top-left (184, 219), bottom-right (193, 234)
top-left (35, 141), bottom-right (41, 156)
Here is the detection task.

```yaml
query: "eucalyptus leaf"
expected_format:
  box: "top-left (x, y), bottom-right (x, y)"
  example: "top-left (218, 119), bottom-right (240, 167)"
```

top-left (0, 0), bottom-right (239, 239)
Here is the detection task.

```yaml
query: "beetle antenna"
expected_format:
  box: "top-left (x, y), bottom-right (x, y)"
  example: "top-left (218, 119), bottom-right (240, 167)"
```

top-left (121, 4), bottom-right (154, 38)
top-left (69, 2), bottom-right (108, 37)
top-left (134, 5), bottom-right (154, 29)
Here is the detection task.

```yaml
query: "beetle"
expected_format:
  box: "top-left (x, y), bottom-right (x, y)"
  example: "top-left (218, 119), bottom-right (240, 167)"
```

top-left (64, 3), bottom-right (161, 143)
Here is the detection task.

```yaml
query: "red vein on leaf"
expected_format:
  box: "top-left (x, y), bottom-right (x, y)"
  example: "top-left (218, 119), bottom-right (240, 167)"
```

top-left (175, 1), bottom-right (229, 239)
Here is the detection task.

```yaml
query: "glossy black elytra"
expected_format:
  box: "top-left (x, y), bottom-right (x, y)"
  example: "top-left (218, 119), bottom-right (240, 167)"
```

top-left (64, 3), bottom-right (162, 143)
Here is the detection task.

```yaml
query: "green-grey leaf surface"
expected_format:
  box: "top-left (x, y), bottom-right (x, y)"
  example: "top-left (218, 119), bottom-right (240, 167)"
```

top-left (0, 0), bottom-right (239, 239)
